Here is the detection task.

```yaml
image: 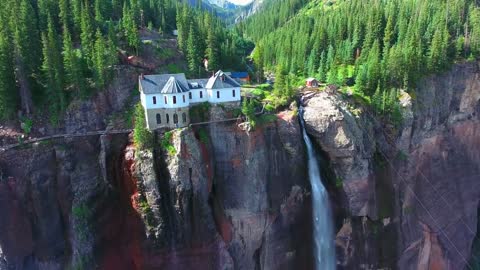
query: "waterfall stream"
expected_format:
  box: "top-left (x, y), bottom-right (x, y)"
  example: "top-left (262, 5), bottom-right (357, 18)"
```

top-left (299, 107), bottom-right (336, 270)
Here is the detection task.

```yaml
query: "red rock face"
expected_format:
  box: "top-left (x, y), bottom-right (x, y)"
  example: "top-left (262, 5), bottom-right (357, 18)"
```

top-left (98, 143), bottom-right (144, 270)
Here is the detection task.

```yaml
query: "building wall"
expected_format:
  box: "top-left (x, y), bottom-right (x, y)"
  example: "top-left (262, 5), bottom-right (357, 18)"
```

top-left (207, 87), bottom-right (241, 103)
top-left (144, 93), bottom-right (190, 109)
top-left (146, 107), bottom-right (190, 130)
top-left (189, 89), bottom-right (208, 104)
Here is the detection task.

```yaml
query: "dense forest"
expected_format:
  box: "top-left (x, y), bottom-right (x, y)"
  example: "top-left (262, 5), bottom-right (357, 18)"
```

top-left (0, 0), bottom-right (250, 123)
top-left (240, 0), bottom-right (480, 119)
top-left (176, 4), bottom-right (254, 78)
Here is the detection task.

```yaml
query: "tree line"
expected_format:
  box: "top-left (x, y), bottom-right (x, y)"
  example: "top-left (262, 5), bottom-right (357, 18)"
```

top-left (176, 3), bottom-right (254, 78)
top-left (240, 0), bottom-right (480, 117)
top-left (0, 0), bottom-right (177, 122)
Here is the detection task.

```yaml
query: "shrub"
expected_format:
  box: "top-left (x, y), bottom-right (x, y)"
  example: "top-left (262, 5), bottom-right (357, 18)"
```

top-left (133, 103), bottom-right (154, 149)
top-left (198, 128), bottom-right (209, 145)
top-left (161, 131), bottom-right (176, 155)
top-left (20, 117), bottom-right (33, 135)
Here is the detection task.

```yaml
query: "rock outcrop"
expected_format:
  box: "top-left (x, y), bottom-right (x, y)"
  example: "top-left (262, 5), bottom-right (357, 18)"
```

top-left (303, 61), bottom-right (480, 270)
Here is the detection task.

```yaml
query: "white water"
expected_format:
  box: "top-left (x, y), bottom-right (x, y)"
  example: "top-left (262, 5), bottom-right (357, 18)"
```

top-left (300, 107), bottom-right (336, 270)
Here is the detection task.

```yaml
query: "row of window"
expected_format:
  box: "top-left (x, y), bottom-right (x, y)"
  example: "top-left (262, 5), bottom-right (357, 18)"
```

top-left (156, 113), bottom-right (187, 125)
top-left (152, 90), bottom-right (236, 105)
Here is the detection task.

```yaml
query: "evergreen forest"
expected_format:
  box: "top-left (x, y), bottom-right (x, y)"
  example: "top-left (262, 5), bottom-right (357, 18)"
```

top-left (0, 0), bottom-right (250, 122)
top-left (239, 0), bottom-right (480, 120)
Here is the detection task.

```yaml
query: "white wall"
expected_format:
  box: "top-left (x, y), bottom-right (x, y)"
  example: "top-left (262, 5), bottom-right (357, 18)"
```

top-left (207, 87), bottom-right (241, 103)
top-left (189, 89), bottom-right (208, 104)
top-left (144, 93), bottom-right (190, 109)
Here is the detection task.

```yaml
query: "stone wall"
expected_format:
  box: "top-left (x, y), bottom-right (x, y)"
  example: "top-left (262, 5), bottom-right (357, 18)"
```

top-left (146, 107), bottom-right (190, 130)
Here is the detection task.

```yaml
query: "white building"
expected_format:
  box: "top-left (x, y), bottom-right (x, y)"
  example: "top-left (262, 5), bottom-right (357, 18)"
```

top-left (139, 70), bottom-right (241, 130)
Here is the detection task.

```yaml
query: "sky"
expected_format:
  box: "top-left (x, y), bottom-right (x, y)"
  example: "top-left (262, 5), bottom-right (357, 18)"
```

top-left (228, 0), bottom-right (254, 6)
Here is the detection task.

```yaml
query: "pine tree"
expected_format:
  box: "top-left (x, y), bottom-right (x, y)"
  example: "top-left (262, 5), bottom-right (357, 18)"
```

top-left (93, 29), bottom-right (109, 89)
top-left (42, 16), bottom-right (66, 116)
top-left (206, 25), bottom-right (220, 72)
top-left (63, 26), bottom-right (87, 97)
top-left (274, 64), bottom-right (287, 96)
top-left (0, 28), bottom-right (17, 119)
top-left (80, 3), bottom-right (95, 68)
top-left (59, 0), bottom-right (71, 32)
top-left (95, 0), bottom-right (104, 25)
top-left (187, 24), bottom-right (201, 77)
top-left (123, 3), bottom-right (140, 54)
top-left (252, 44), bottom-right (265, 83)
top-left (12, 0), bottom-right (42, 114)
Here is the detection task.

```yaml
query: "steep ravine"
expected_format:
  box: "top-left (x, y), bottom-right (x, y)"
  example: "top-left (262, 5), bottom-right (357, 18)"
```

top-left (303, 61), bottom-right (480, 270)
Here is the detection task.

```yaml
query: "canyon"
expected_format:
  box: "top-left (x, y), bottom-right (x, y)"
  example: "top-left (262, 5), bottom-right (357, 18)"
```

top-left (0, 61), bottom-right (479, 269)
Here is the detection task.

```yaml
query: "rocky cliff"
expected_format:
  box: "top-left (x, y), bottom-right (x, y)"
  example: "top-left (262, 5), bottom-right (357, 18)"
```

top-left (1, 60), bottom-right (478, 270)
top-left (303, 61), bottom-right (480, 270)
top-left (0, 105), bottom-right (312, 269)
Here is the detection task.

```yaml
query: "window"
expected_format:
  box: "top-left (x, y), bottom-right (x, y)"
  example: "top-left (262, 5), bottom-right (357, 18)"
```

top-left (232, 89), bottom-right (236, 97)
top-left (173, 96), bottom-right (177, 104)
top-left (153, 96), bottom-right (157, 104)
top-left (200, 91), bottom-right (203, 98)
top-left (182, 113), bottom-right (187, 123)
top-left (166, 114), bottom-right (170, 123)
top-left (173, 114), bottom-right (178, 124)
top-left (156, 114), bottom-right (161, 124)
top-left (183, 95), bottom-right (186, 103)
top-left (217, 91), bottom-right (220, 99)
top-left (164, 96), bottom-right (167, 104)
top-left (189, 92), bottom-right (192, 99)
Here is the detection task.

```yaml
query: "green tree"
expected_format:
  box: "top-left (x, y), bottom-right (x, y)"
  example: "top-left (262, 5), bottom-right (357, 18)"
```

top-left (0, 28), bottom-right (17, 119)
top-left (187, 24), bottom-right (202, 77)
top-left (63, 26), bottom-right (87, 97)
top-left (80, 3), bottom-right (95, 68)
top-left (41, 16), bottom-right (66, 117)
top-left (122, 3), bottom-right (140, 54)
top-left (133, 103), bottom-right (154, 149)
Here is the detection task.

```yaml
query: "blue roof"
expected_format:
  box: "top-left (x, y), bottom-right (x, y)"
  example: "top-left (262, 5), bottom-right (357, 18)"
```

top-left (230, 72), bottom-right (249, 78)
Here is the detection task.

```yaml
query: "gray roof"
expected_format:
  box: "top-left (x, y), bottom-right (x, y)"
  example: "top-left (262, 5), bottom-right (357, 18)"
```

top-left (139, 74), bottom-right (189, 94)
top-left (205, 70), bottom-right (241, 89)
top-left (162, 76), bottom-right (190, 94)
top-left (187, 79), bottom-right (209, 89)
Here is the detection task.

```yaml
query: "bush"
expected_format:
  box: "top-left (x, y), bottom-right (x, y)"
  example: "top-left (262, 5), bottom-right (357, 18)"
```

top-left (161, 131), bottom-right (176, 155)
top-left (20, 117), bottom-right (33, 135)
top-left (198, 128), bottom-right (209, 145)
top-left (133, 103), bottom-right (154, 149)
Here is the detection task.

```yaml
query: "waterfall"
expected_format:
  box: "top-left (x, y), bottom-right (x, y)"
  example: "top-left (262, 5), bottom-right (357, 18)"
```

top-left (299, 107), bottom-right (336, 270)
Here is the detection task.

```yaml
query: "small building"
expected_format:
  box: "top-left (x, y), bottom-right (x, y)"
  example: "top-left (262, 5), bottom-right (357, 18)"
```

top-left (306, 78), bottom-right (319, 88)
top-left (229, 72), bottom-right (250, 84)
top-left (139, 70), bottom-right (241, 130)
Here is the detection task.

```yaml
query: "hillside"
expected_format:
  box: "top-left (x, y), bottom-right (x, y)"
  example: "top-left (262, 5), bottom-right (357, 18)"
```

top-left (240, 0), bottom-right (480, 126)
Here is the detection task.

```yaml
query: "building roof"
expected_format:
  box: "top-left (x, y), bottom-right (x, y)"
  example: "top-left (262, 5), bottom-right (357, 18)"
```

top-left (139, 74), bottom-right (189, 94)
top-left (205, 70), bottom-right (241, 89)
top-left (187, 79), bottom-right (209, 89)
top-left (162, 76), bottom-right (190, 94)
top-left (306, 77), bottom-right (317, 82)
top-left (230, 72), bottom-right (249, 78)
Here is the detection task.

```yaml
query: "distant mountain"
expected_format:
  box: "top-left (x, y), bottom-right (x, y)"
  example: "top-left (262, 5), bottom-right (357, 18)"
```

top-left (205, 0), bottom-right (239, 9)
top-left (236, 0), bottom-right (265, 20)
top-left (185, 0), bottom-right (262, 23)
